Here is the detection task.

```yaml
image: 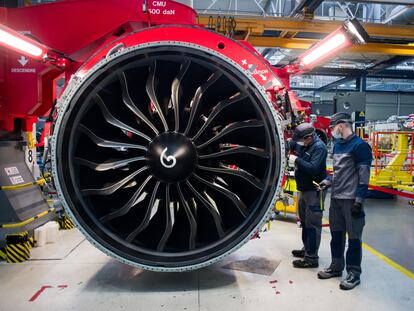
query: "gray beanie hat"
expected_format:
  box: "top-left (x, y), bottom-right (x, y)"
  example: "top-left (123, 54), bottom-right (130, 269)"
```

top-left (293, 123), bottom-right (315, 141)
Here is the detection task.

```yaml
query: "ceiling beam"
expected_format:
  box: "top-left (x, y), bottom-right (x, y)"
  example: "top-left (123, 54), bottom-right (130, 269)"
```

top-left (303, 68), bottom-right (414, 79)
top-left (370, 70), bottom-right (414, 79)
top-left (247, 37), bottom-right (414, 56)
top-left (291, 87), bottom-right (414, 94)
top-left (314, 56), bottom-right (412, 91)
top-left (305, 67), bottom-right (363, 76)
top-left (317, 76), bottom-right (356, 92)
top-left (337, 0), bottom-right (414, 5)
top-left (290, 0), bottom-right (324, 17)
top-left (262, 0), bottom-right (272, 15)
top-left (197, 15), bottom-right (414, 40)
top-left (280, 0), bottom-right (324, 39)
top-left (367, 56), bottom-right (411, 73)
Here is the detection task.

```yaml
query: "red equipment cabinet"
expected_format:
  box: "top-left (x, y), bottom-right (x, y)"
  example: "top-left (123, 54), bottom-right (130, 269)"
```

top-left (0, 0), bottom-right (198, 133)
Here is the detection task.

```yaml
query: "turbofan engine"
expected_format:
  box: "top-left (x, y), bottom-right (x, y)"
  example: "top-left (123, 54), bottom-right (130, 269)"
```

top-left (52, 26), bottom-right (285, 271)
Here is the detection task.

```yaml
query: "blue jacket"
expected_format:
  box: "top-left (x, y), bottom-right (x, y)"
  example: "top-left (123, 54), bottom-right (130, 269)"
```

top-left (328, 134), bottom-right (372, 203)
top-left (292, 134), bottom-right (327, 191)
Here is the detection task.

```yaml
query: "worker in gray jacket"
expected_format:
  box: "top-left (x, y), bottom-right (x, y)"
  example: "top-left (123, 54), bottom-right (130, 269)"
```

top-left (288, 123), bottom-right (327, 269)
top-left (317, 112), bottom-right (372, 290)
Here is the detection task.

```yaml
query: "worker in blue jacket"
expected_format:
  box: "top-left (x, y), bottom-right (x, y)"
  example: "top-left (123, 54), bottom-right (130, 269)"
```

top-left (288, 123), bottom-right (327, 269)
top-left (317, 112), bottom-right (372, 290)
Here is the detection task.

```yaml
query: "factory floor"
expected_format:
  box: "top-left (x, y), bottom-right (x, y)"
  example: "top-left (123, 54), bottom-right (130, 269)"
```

top-left (0, 197), bottom-right (413, 311)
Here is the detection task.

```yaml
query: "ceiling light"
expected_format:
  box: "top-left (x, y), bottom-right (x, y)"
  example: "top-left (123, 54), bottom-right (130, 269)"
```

top-left (343, 18), bottom-right (370, 44)
top-left (0, 24), bottom-right (45, 58)
top-left (301, 33), bottom-right (347, 66)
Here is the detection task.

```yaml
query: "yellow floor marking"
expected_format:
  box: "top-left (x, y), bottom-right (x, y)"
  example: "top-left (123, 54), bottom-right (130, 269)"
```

top-left (322, 217), bottom-right (414, 281)
top-left (362, 242), bottom-right (414, 281)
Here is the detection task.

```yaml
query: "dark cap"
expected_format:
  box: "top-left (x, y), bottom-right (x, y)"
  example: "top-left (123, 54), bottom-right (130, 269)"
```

top-left (330, 112), bottom-right (353, 128)
top-left (293, 123), bottom-right (315, 141)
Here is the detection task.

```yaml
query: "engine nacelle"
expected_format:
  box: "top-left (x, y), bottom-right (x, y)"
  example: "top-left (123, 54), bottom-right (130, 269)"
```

top-left (52, 26), bottom-right (285, 271)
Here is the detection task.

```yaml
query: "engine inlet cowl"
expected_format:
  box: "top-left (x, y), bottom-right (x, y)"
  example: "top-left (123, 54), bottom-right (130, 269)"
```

top-left (52, 28), bottom-right (284, 272)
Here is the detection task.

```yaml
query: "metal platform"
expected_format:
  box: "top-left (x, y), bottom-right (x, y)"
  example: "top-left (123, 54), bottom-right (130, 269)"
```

top-left (0, 141), bottom-right (54, 246)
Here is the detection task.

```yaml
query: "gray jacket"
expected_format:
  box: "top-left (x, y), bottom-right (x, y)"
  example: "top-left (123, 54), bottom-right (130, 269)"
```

top-left (326, 134), bottom-right (372, 203)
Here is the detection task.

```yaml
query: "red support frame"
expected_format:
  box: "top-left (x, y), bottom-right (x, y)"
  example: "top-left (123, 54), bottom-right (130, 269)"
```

top-left (0, 0), bottom-right (197, 133)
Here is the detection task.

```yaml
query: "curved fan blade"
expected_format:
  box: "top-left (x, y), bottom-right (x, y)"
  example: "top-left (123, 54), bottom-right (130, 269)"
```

top-left (199, 145), bottom-right (269, 160)
top-left (100, 175), bottom-right (152, 222)
top-left (171, 60), bottom-right (191, 132)
top-left (197, 165), bottom-right (264, 190)
top-left (177, 183), bottom-right (197, 250)
top-left (79, 124), bottom-right (147, 151)
top-left (192, 92), bottom-right (248, 141)
top-left (119, 72), bottom-right (160, 135)
top-left (82, 167), bottom-right (147, 196)
top-left (126, 181), bottom-right (161, 242)
top-left (192, 173), bottom-right (247, 218)
top-left (157, 184), bottom-right (174, 251)
top-left (196, 120), bottom-right (264, 150)
top-left (95, 94), bottom-right (152, 142)
top-left (75, 156), bottom-right (145, 171)
top-left (146, 61), bottom-right (169, 132)
top-left (186, 180), bottom-right (225, 238)
top-left (184, 72), bottom-right (222, 136)
top-left (56, 45), bottom-right (283, 268)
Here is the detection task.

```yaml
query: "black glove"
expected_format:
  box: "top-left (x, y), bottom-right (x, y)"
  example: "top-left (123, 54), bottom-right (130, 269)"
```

top-left (351, 202), bottom-right (363, 217)
top-left (286, 138), bottom-right (296, 153)
top-left (317, 180), bottom-right (331, 191)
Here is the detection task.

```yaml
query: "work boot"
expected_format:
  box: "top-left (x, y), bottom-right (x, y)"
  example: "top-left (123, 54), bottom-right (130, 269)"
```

top-left (293, 259), bottom-right (318, 268)
top-left (317, 268), bottom-right (342, 279)
top-left (339, 273), bottom-right (361, 290)
top-left (291, 249), bottom-right (305, 258)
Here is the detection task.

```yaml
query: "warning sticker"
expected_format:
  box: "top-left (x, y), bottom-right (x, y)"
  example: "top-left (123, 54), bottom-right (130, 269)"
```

top-left (10, 175), bottom-right (24, 185)
top-left (4, 166), bottom-right (19, 176)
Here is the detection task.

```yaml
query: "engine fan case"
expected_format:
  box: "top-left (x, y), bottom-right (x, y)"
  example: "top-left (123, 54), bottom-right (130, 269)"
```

top-left (52, 26), bottom-right (285, 271)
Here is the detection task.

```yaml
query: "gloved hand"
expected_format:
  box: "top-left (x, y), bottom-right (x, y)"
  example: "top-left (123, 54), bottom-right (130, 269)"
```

top-left (351, 202), bottom-right (363, 217)
top-left (286, 138), bottom-right (295, 152)
top-left (288, 154), bottom-right (297, 167)
top-left (317, 179), bottom-right (331, 191)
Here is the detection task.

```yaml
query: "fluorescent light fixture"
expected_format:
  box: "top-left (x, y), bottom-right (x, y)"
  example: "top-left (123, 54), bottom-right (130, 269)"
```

top-left (346, 21), bottom-right (365, 44)
top-left (343, 18), bottom-right (370, 44)
top-left (301, 33), bottom-right (346, 66)
top-left (0, 25), bottom-right (44, 57)
top-left (288, 18), bottom-right (368, 72)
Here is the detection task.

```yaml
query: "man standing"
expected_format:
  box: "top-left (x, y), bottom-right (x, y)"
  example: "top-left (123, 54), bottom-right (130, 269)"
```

top-left (289, 123), bottom-right (327, 268)
top-left (317, 112), bottom-right (372, 290)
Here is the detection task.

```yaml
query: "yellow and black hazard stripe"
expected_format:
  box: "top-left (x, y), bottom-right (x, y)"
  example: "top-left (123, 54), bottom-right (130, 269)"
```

top-left (20, 232), bottom-right (34, 251)
top-left (3, 232), bottom-right (32, 263)
top-left (28, 236), bottom-right (35, 248)
top-left (58, 216), bottom-right (75, 230)
top-left (0, 248), bottom-right (6, 261)
top-left (6, 243), bottom-right (30, 263)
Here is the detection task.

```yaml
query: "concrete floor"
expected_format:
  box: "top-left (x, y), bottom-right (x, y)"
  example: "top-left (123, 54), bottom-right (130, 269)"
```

top-left (0, 198), bottom-right (413, 311)
top-left (363, 196), bottom-right (414, 273)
